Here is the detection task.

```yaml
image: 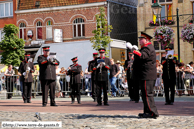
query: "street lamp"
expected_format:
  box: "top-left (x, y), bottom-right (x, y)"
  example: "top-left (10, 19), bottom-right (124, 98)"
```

top-left (151, 0), bottom-right (162, 26)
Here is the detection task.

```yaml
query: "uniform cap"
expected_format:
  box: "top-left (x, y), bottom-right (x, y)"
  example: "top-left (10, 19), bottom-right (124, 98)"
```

top-left (165, 46), bottom-right (172, 51)
top-left (98, 48), bottom-right (106, 53)
top-left (71, 56), bottom-right (78, 62)
top-left (93, 52), bottom-right (98, 56)
top-left (138, 32), bottom-right (152, 40)
top-left (42, 46), bottom-right (50, 51)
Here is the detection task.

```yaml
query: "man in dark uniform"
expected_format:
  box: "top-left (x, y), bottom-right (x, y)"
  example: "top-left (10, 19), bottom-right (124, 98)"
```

top-left (37, 46), bottom-right (60, 107)
top-left (133, 32), bottom-right (159, 118)
top-left (93, 48), bottom-right (111, 106)
top-left (66, 57), bottom-right (82, 104)
top-left (88, 52), bottom-right (98, 102)
top-left (161, 47), bottom-right (177, 105)
top-left (124, 51), bottom-right (134, 101)
top-left (18, 53), bottom-right (34, 103)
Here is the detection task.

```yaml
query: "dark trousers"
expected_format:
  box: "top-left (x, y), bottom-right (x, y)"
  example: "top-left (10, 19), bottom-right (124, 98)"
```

top-left (91, 79), bottom-right (97, 99)
top-left (140, 80), bottom-right (159, 116)
top-left (6, 81), bottom-right (13, 99)
top-left (71, 83), bottom-right (81, 102)
top-left (133, 80), bottom-right (140, 101)
top-left (163, 79), bottom-right (175, 103)
top-left (97, 81), bottom-right (108, 104)
top-left (23, 82), bottom-right (32, 101)
top-left (41, 80), bottom-right (56, 105)
top-left (127, 78), bottom-right (134, 100)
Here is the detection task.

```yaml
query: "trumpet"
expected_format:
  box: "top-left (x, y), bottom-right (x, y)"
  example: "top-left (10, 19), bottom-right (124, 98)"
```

top-left (167, 54), bottom-right (173, 59)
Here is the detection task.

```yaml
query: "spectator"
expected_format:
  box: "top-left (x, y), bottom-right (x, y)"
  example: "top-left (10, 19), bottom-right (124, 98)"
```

top-left (176, 63), bottom-right (185, 96)
top-left (189, 61), bottom-right (194, 95)
top-left (109, 58), bottom-right (120, 97)
top-left (155, 60), bottom-right (163, 95)
top-left (60, 67), bottom-right (66, 97)
top-left (120, 77), bottom-right (128, 96)
top-left (4, 64), bottom-right (15, 99)
top-left (116, 61), bottom-right (125, 89)
top-left (184, 64), bottom-right (192, 96)
top-left (56, 65), bottom-right (62, 98)
top-left (84, 63), bottom-right (91, 97)
top-left (32, 65), bottom-right (39, 98)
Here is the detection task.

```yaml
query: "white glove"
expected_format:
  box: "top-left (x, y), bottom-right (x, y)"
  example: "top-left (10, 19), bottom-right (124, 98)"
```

top-left (23, 72), bottom-right (26, 76)
top-left (47, 56), bottom-right (50, 60)
top-left (132, 45), bottom-right (138, 50)
top-left (27, 67), bottom-right (31, 71)
top-left (126, 42), bottom-right (133, 49)
top-left (101, 62), bottom-right (105, 66)
top-left (97, 64), bottom-right (101, 68)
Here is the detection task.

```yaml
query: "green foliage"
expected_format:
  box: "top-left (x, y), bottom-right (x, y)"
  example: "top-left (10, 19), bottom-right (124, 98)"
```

top-left (90, 7), bottom-right (113, 55)
top-left (0, 24), bottom-right (25, 66)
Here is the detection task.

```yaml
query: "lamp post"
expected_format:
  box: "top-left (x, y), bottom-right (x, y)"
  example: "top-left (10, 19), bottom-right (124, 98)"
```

top-left (177, 8), bottom-right (180, 63)
top-left (151, 0), bottom-right (162, 26)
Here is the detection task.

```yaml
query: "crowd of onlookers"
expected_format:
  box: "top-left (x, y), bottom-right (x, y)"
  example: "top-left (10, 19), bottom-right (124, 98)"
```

top-left (1, 60), bottom-right (194, 98)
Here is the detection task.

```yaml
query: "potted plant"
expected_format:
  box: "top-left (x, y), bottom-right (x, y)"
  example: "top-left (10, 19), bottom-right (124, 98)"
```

top-left (181, 24), bottom-right (194, 43)
top-left (153, 25), bottom-right (174, 47)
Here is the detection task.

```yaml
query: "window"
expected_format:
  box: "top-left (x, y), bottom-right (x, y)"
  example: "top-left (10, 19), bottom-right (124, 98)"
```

top-left (36, 21), bottom-right (42, 40)
top-left (19, 23), bottom-right (26, 40)
top-left (0, 2), bottom-right (13, 18)
top-left (152, 0), bottom-right (172, 21)
top-left (46, 20), bottom-right (52, 39)
top-left (0, 29), bottom-right (4, 42)
top-left (73, 18), bottom-right (85, 38)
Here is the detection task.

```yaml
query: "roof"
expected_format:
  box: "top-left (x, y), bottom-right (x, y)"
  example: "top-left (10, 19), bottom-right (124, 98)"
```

top-left (18, 0), bottom-right (107, 10)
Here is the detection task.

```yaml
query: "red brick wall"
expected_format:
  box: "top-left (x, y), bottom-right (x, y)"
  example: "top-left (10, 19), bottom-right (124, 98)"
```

top-left (0, 0), bottom-right (17, 28)
top-left (16, 6), bottom-right (107, 45)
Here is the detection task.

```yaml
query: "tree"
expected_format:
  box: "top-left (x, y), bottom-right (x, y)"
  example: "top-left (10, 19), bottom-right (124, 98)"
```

top-left (0, 24), bottom-right (25, 66)
top-left (90, 7), bottom-right (113, 55)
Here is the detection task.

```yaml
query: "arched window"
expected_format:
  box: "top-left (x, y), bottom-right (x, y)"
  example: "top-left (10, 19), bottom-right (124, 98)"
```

top-left (36, 21), bottom-right (42, 39)
top-left (73, 18), bottom-right (85, 37)
top-left (46, 20), bottom-right (52, 39)
top-left (19, 23), bottom-right (26, 40)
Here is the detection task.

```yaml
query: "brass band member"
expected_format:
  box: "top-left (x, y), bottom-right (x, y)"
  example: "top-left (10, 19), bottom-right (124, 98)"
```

top-left (18, 53), bottom-right (34, 103)
top-left (66, 57), bottom-right (82, 104)
top-left (37, 46), bottom-right (60, 107)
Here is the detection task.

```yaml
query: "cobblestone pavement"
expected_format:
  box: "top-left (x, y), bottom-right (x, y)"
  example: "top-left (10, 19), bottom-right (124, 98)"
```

top-left (0, 111), bottom-right (194, 129)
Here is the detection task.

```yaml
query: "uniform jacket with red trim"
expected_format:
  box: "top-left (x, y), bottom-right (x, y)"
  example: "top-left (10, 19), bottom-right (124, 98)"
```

top-left (88, 60), bottom-right (97, 80)
top-left (37, 55), bottom-right (60, 80)
top-left (133, 43), bottom-right (157, 80)
top-left (161, 57), bottom-right (177, 82)
top-left (124, 59), bottom-right (133, 78)
top-left (94, 57), bottom-right (111, 81)
top-left (66, 64), bottom-right (82, 84)
top-left (18, 61), bottom-right (34, 82)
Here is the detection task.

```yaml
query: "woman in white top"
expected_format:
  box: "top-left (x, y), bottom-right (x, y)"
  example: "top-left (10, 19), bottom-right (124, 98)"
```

top-left (55, 65), bottom-right (62, 98)
top-left (84, 64), bottom-right (91, 97)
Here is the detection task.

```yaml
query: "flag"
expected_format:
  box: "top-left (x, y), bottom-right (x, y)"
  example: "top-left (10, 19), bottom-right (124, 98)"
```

top-left (153, 14), bottom-right (157, 24)
top-left (168, 5), bottom-right (172, 20)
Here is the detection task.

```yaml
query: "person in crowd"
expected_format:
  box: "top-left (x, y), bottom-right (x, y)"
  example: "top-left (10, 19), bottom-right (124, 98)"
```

top-left (132, 32), bottom-right (159, 118)
top-left (93, 48), bottom-right (111, 106)
top-left (18, 53), bottom-right (34, 103)
top-left (189, 61), bottom-right (194, 95)
top-left (4, 64), bottom-right (15, 99)
top-left (88, 52), bottom-right (98, 102)
top-left (32, 65), bottom-right (39, 98)
top-left (176, 63), bottom-right (185, 96)
top-left (161, 46), bottom-right (177, 105)
top-left (116, 60), bottom-right (125, 96)
top-left (109, 58), bottom-right (120, 97)
top-left (66, 57), bottom-right (82, 104)
top-left (84, 62), bottom-right (92, 97)
top-left (184, 64), bottom-right (192, 96)
top-left (120, 77), bottom-right (128, 96)
top-left (56, 65), bottom-right (62, 98)
top-left (154, 60), bottom-right (163, 95)
top-left (124, 52), bottom-right (135, 101)
top-left (37, 47), bottom-right (60, 107)
top-left (60, 67), bottom-right (67, 97)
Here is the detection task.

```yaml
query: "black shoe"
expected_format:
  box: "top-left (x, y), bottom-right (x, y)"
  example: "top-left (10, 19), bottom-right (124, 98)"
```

top-left (129, 99), bottom-right (135, 101)
top-left (71, 101), bottom-right (75, 104)
top-left (42, 104), bottom-right (47, 107)
top-left (142, 113), bottom-right (158, 119)
top-left (165, 102), bottom-right (170, 105)
top-left (24, 100), bottom-right (27, 103)
top-left (135, 101), bottom-right (139, 103)
top-left (50, 103), bottom-right (58, 106)
top-left (104, 103), bottom-right (109, 106)
top-left (138, 113), bottom-right (144, 117)
top-left (96, 103), bottom-right (102, 106)
top-left (169, 102), bottom-right (174, 105)
top-left (27, 100), bottom-right (31, 103)
top-left (78, 101), bottom-right (81, 104)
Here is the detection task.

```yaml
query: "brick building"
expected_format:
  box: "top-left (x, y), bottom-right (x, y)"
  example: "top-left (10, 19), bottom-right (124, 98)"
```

top-left (137, 0), bottom-right (194, 64)
top-left (0, 0), bottom-right (17, 42)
